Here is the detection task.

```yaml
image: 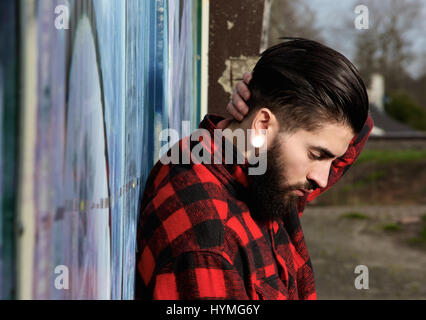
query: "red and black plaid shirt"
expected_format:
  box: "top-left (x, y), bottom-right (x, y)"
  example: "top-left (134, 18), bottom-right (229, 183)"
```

top-left (136, 113), bottom-right (374, 300)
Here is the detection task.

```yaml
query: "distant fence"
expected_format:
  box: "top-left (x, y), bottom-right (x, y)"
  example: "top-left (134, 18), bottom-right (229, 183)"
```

top-left (365, 136), bottom-right (426, 150)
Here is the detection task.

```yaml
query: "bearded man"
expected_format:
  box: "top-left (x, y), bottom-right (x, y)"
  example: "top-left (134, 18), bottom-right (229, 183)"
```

top-left (136, 38), bottom-right (374, 300)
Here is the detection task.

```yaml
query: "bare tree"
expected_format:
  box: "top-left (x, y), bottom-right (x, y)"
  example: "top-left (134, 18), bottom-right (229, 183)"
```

top-left (353, 0), bottom-right (422, 90)
top-left (267, 0), bottom-right (323, 46)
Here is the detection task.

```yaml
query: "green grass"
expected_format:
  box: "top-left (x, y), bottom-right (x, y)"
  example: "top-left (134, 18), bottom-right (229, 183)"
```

top-left (407, 214), bottom-right (426, 246)
top-left (382, 223), bottom-right (401, 232)
top-left (356, 150), bottom-right (426, 165)
top-left (340, 212), bottom-right (369, 220)
top-left (343, 170), bottom-right (385, 191)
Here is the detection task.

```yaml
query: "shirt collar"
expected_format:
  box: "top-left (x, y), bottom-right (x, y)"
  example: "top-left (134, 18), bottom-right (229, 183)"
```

top-left (197, 113), bottom-right (250, 191)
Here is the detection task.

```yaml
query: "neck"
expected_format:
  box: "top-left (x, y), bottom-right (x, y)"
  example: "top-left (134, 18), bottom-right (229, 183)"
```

top-left (225, 119), bottom-right (239, 131)
top-left (221, 119), bottom-right (252, 160)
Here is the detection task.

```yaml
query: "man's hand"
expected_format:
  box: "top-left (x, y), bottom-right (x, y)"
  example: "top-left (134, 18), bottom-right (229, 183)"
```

top-left (226, 72), bottom-right (252, 121)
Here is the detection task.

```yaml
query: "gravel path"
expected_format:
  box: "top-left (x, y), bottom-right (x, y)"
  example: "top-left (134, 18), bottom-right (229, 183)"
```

top-left (301, 205), bottom-right (426, 299)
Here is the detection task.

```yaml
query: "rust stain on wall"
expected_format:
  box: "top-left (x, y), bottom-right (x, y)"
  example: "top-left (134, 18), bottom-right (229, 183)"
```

top-left (208, 0), bottom-right (264, 116)
top-left (218, 55), bottom-right (258, 99)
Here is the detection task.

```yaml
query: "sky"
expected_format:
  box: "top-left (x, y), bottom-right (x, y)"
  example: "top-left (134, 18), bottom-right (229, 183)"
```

top-left (305, 0), bottom-right (426, 78)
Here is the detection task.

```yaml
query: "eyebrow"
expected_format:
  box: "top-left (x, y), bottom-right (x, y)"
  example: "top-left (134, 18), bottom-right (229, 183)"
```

top-left (309, 145), bottom-right (337, 159)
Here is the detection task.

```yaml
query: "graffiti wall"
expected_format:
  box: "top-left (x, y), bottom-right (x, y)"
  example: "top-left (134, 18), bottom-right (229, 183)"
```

top-left (0, 0), bottom-right (19, 300)
top-left (13, 0), bottom-right (204, 299)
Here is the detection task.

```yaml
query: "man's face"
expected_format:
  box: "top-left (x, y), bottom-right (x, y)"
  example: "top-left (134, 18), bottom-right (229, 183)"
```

top-left (247, 122), bottom-right (354, 222)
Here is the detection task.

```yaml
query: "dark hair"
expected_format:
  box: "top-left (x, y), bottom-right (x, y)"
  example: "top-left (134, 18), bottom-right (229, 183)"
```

top-left (247, 38), bottom-right (369, 134)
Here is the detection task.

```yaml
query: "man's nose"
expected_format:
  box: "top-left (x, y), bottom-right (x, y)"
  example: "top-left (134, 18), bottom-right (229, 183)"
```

top-left (307, 162), bottom-right (331, 189)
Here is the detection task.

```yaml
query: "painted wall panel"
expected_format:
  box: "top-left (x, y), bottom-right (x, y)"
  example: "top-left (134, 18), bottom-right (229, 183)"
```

top-left (12, 0), bottom-right (203, 299)
top-left (0, 0), bottom-right (19, 300)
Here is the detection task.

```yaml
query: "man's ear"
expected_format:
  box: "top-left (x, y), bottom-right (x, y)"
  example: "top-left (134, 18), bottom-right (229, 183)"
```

top-left (250, 108), bottom-right (280, 148)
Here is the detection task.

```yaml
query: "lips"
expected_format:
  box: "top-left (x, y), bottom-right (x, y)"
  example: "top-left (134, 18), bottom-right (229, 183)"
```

top-left (294, 189), bottom-right (305, 196)
top-left (294, 189), bottom-right (312, 196)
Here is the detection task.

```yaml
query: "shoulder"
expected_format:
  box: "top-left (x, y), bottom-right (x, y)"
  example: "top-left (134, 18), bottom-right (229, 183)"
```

top-left (145, 161), bottom-right (228, 221)
top-left (139, 161), bottom-right (236, 258)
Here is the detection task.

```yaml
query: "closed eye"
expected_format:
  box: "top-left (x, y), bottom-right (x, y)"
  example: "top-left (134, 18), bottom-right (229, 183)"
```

top-left (308, 145), bottom-right (337, 160)
top-left (309, 152), bottom-right (323, 160)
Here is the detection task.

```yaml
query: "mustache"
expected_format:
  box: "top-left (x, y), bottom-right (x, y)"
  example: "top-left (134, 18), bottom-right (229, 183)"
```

top-left (271, 180), bottom-right (318, 194)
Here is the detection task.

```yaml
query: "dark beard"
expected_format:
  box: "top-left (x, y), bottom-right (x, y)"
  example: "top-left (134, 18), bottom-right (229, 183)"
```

top-left (246, 138), bottom-right (299, 223)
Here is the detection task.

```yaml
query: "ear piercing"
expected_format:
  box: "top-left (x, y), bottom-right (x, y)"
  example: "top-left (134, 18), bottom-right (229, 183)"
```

top-left (251, 132), bottom-right (266, 148)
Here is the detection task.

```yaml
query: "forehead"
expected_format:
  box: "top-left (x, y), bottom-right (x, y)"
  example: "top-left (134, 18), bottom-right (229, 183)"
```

top-left (283, 123), bottom-right (355, 156)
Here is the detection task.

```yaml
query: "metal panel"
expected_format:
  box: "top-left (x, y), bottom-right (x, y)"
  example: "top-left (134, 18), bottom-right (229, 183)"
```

top-left (15, 0), bottom-right (202, 300)
top-left (0, 0), bottom-right (19, 300)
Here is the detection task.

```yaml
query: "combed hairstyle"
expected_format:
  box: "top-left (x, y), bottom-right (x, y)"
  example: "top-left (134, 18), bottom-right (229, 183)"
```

top-left (246, 38), bottom-right (369, 134)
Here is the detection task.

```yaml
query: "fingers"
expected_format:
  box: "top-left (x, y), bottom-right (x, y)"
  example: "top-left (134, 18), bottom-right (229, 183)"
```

top-left (226, 99), bottom-right (244, 121)
top-left (243, 71), bottom-right (253, 85)
top-left (228, 84), bottom-right (249, 121)
top-left (236, 81), bottom-right (250, 101)
top-left (233, 90), bottom-right (249, 116)
top-left (226, 71), bottom-right (253, 122)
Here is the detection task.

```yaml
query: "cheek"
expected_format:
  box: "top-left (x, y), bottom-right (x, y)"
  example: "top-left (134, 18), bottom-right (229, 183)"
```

top-left (281, 150), bottom-right (309, 182)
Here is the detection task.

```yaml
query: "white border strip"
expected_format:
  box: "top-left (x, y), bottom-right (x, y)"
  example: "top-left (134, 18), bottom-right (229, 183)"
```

top-left (200, 0), bottom-right (209, 118)
top-left (17, 0), bottom-right (37, 300)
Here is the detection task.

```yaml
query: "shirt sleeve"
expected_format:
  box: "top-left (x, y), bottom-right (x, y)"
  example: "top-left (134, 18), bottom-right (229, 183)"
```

top-left (151, 251), bottom-right (249, 300)
top-left (303, 114), bottom-right (375, 205)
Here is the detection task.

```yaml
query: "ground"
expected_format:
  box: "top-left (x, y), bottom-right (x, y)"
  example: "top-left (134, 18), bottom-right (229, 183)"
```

top-left (302, 205), bottom-right (426, 299)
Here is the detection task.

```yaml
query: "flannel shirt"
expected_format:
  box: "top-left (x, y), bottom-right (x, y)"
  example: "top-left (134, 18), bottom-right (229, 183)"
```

top-left (135, 113), bottom-right (374, 300)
